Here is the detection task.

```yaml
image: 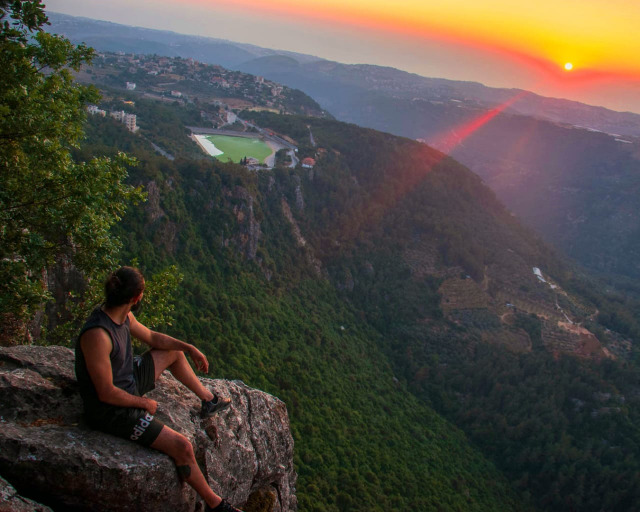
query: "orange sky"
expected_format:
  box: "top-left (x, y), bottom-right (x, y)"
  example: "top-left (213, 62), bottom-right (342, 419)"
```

top-left (210, 0), bottom-right (639, 71)
top-left (46, 0), bottom-right (640, 113)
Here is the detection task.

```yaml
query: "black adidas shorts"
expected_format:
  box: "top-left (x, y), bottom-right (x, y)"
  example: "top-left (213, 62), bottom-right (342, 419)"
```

top-left (87, 351), bottom-right (165, 447)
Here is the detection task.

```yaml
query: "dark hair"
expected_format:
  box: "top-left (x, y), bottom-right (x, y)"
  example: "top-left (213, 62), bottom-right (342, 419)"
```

top-left (104, 266), bottom-right (145, 308)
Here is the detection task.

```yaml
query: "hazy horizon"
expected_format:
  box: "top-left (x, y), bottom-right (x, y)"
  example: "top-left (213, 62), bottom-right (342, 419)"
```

top-left (45, 0), bottom-right (640, 115)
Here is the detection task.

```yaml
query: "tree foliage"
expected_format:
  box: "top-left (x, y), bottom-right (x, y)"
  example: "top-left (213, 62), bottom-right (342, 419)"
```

top-left (0, 1), bottom-right (144, 330)
top-left (242, 111), bottom-right (640, 511)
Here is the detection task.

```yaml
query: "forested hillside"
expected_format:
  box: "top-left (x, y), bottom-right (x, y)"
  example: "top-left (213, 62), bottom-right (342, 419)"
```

top-left (236, 58), bottom-right (640, 286)
top-left (74, 110), bottom-right (526, 511)
top-left (71, 99), bottom-right (640, 511)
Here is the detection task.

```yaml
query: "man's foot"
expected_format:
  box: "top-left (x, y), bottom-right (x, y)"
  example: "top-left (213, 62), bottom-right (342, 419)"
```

top-left (201, 394), bottom-right (231, 418)
top-left (205, 499), bottom-right (244, 512)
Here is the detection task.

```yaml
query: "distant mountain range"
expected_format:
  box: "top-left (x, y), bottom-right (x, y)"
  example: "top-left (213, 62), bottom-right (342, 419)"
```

top-left (46, 13), bottom-right (323, 70)
top-left (48, 12), bottom-right (640, 136)
top-left (48, 13), bottom-right (640, 283)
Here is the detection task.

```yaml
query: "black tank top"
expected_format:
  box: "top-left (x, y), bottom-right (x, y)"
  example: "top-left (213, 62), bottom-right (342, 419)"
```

top-left (75, 307), bottom-right (137, 416)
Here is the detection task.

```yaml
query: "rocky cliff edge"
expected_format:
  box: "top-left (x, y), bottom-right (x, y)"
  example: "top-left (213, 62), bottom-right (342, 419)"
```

top-left (0, 346), bottom-right (297, 512)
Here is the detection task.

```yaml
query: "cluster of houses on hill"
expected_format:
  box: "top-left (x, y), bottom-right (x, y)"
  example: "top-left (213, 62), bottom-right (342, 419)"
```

top-left (94, 52), bottom-right (286, 109)
top-left (87, 104), bottom-right (138, 133)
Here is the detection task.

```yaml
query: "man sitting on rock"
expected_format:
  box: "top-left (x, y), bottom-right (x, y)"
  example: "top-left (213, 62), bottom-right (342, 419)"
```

top-left (75, 266), bottom-right (242, 512)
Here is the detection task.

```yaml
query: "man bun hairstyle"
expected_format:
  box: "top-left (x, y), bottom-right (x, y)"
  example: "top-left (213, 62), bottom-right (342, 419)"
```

top-left (105, 266), bottom-right (145, 308)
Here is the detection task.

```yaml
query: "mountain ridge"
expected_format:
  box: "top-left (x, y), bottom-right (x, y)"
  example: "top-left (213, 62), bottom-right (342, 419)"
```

top-left (47, 12), bottom-right (640, 132)
top-left (47, 12), bottom-right (325, 69)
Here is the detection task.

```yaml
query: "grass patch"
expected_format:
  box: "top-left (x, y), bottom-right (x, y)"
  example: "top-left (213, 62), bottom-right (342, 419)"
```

top-left (206, 135), bottom-right (273, 163)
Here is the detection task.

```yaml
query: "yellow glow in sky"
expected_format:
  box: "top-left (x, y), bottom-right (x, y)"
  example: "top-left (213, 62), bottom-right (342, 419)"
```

top-left (44, 0), bottom-right (640, 112)
top-left (212, 0), bottom-right (640, 76)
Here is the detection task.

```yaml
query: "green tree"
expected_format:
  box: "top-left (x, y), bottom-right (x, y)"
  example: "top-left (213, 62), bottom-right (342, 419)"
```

top-left (0, 1), bottom-right (144, 338)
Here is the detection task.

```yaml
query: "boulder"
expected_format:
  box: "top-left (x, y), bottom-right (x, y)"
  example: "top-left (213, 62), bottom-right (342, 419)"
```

top-left (0, 475), bottom-right (52, 512)
top-left (0, 346), bottom-right (297, 512)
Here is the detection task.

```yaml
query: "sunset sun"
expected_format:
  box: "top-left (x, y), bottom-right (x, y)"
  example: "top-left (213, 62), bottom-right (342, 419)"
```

top-left (564, 62), bottom-right (574, 71)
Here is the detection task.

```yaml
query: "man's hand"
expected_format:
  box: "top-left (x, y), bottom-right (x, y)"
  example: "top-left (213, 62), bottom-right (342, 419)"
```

top-left (144, 398), bottom-right (158, 415)
top-left (188, 346), bottom-right (209, 374)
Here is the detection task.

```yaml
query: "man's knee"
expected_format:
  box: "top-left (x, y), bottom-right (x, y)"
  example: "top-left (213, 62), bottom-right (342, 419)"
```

top-left (152, 349), bottom-right (186, 378)
top-left (169, 350), bottom-right (187, 367)
top-left (174, 434), bottom-right (195, 462)
top-left (157, 430), bottom-right (195, 463)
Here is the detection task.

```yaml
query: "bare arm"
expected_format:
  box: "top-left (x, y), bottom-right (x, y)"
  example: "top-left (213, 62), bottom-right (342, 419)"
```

top-left (128, 312), bottom-right (209, 373)
top-left (80, 328), bottom-right (157, 414)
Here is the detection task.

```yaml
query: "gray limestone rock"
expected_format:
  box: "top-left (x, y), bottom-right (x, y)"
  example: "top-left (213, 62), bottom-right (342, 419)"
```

top-left (0, 346), bottom-right (296, 512)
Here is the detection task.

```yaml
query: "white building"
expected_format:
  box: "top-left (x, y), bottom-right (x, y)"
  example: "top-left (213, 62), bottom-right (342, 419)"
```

top-left (110, 110), bottom-right (138, 133)
top-left (87, 104), bottom-right (106, 117)
top-left (124, 114), bottom-right (138, 132)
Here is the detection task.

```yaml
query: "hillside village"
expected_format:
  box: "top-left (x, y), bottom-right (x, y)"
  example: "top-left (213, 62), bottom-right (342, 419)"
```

top-left (78, 52), bottom-right (326, 169)
top-left (80, 52), bottom-right (325, 120)
top-left (113, 52), bottom-right (281, 101)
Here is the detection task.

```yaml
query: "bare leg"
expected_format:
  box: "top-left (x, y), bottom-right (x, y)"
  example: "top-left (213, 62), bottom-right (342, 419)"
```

top-left (150, 350), bottom-right (214, 402)
top-left (151, 425), bottom-right (221, 508)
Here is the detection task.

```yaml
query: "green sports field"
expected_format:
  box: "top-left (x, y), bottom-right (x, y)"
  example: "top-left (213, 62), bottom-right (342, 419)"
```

top-left (205, 135), bottom-right (273, 163)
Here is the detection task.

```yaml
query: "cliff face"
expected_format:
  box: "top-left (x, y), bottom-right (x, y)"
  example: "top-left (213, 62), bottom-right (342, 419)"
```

top-left (0, 346), bottom-right (297, 512)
